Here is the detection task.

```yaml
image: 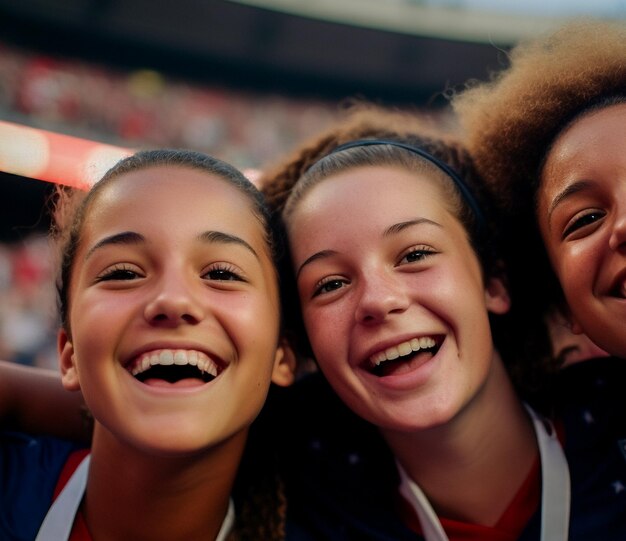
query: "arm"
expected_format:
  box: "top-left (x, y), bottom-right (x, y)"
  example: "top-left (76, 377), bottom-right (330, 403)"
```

top-left (0, 360), bottom-right (91, 443)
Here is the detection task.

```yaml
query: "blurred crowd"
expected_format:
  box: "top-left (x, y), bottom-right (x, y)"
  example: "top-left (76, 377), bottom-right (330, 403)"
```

top-left (0, 40), bottom-right (339, 169)
top-left (0, 39), bottom-right (436, 370)
top-left (0, 235), bottom-right (57, 369)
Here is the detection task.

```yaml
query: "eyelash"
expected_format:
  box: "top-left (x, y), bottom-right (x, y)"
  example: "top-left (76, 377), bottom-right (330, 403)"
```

top-left (95, 263), bottom-right (245, 283)
top-left (95, 264), bottom-right (141, 282)
top-left (399, 246), bottom-right (437, 265)
top-left (562, 210), bottom-right (605, 239)
top-left (202, 263), bottom-right (245, 282)
top-left (310, 246), bottom-right (436, 298)
top-left (312, 277), bottom-right (348, 298)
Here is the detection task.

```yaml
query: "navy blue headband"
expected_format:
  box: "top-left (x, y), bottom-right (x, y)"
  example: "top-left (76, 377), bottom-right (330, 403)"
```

top-left (323, 139), bottom-right (486, 231)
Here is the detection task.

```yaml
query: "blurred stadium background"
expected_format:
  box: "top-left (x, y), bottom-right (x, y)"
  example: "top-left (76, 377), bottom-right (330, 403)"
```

top-left (0, 0), bottom-right (624, 368)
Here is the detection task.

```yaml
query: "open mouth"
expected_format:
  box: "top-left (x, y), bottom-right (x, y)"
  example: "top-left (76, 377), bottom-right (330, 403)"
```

top-left (129, 349), bottom-right (221, 385)
top-left (368, 336), bottom-right (442, 377)
top-left (610, 281), bottom-right (626, 299)
top-left (608, 269), bottom-right (626, 299)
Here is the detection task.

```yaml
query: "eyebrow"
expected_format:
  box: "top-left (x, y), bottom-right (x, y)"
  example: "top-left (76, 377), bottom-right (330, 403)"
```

top-left (296, 250), bottom-right (337, 279)
top-left (296, 218), bottom-right (442, 278)
top-left (85, 230), bottom-right (259, 261)
top-left (197, 230), bottom-right (259, 260)
top-left (548, 180), bottom-right (591, 218)
top-left (86, 231), bottom-right (144, 260)
top-left (383, 218), bottom-right (442, 237)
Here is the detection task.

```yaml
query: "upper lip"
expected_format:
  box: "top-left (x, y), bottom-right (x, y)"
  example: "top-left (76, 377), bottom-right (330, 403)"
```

top-left (123, 341), bottom-right (228, 370)
top-left (356, 333), bottom-right (443, 369)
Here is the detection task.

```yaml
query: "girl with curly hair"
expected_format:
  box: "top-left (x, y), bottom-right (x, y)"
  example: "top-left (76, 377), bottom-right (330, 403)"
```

top-left (453, 20), bottom-right (626, 359)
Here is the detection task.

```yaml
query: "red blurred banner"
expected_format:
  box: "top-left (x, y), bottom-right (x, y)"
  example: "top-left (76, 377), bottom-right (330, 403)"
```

top-left (0, 121), bottom-right (132, 190)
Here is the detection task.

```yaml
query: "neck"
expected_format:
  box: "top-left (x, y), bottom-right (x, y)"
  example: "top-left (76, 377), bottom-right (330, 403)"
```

top-left (382, 356), bottom-right (538, 527)
top-left (83, 426), bottom-right (245, 541)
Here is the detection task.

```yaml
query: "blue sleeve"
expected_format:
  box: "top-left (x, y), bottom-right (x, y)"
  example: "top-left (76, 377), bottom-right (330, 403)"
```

top-left (0, 431), bottom-right (80, 541)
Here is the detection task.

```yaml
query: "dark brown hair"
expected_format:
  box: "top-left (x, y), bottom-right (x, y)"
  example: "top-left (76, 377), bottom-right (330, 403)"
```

top-left (51, 148), bottom-right (287, 540)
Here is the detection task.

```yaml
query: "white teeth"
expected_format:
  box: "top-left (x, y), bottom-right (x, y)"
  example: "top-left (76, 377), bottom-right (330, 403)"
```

top-left (197, 358), bottom-right (218, 377)
top-left (397, 342), bottom-right (412, 357)
top-left (159, 351), bottom-right (174, 365)
top-left (173, 351), bottom-right (187, 365)
top-left (130, 349), bottom-right (219, 377)
top-left (370, 336), bottom-right (437, 367)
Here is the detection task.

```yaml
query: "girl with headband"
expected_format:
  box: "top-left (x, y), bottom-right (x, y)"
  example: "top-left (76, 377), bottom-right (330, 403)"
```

top-left (260, 105), bottom-right (626, 540)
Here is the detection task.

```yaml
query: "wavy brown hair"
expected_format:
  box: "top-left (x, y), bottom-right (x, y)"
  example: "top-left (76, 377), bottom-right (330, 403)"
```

top-left (262, 104), bottom-right (552, 399)
top-left (260, 104), bottom-right (445, 215)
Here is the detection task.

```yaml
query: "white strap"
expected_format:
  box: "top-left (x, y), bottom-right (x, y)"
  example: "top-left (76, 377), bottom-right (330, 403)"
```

top-left (35, 453), bottom-right (236, 541)
top-left (526, 404), bottom-right (571, 541)
top-left (398, 464), bottom-right (448, 541)
top-left (397, 405), bottom-right (571, 541)
top-left (215, 499), bottom-right (235, 541)
top-left (35, 454), bottom-right (90, 541)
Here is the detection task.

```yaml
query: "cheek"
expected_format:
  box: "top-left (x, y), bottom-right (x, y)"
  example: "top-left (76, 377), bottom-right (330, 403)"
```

top-left (556, 241), bottom-right (597, 289)
top-left (302, 306), bottom-right (345, 362)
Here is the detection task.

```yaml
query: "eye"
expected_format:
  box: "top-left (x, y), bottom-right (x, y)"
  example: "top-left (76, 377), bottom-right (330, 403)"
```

top-left (399, 246), bottom-right (437, 265)
top-left (202, 263), bottom-right (244, 282)
top-left (312, 277), bottom-right (348, 298)
top-left (562, 210), bottom-right (605, 240)
top-left (95, 264), bottom-right (142, 282)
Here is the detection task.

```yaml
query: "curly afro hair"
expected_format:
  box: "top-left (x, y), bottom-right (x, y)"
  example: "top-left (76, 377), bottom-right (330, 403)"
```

top-left (453, 19), bottom-right (626, 213)
top-left (452, 19), bottom-right (626, 322)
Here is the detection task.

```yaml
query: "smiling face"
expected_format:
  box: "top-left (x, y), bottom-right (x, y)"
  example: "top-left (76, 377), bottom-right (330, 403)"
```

top-left (537, 103), bottom-right (626, 357)
top-left (59, 165), bottom-right (289, 456)
top-left (286, 165), bottom-right (509, 432)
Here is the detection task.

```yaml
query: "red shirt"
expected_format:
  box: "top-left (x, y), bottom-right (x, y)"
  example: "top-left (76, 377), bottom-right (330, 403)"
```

top-left (398, 457), bottom-right (541, 541)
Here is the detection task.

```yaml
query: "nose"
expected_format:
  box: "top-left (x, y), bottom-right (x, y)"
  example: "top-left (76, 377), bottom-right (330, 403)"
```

top-left (609, 203), bottom-right (626, 252)
top-left (144, 269), bottom-right (204, 326)
top-left (354, 271), bottom-right (410, 324)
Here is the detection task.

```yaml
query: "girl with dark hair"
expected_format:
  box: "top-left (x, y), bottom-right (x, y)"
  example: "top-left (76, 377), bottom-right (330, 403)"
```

top-left (1, 149), bottom-right (295, 541)
top-left (453, 20), bottom-right (626, 359)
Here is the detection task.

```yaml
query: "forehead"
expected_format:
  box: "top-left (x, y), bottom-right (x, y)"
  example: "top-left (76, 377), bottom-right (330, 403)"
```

top-left (291, 165), bottom-right (451, 222)
top-left (540, 103), bottom-right (626, 200)
top-left (544, 104), bottom-right (626, 175)
top-left (85, 165), bottom-right (268, 250)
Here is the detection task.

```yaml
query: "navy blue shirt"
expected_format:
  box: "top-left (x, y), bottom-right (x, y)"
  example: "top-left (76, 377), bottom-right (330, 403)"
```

top-left (276, 357), bottom-right (626, 540)
top-left (0, 432), bottom-right (81, 541)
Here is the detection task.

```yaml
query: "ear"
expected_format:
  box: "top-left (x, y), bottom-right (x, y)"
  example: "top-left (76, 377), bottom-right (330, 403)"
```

top-left (484, 276), bottom-right (511, 315)
top-left (58, 329), bottom-right (81, 391)
top-left (270, 337), bottom-right (297, 387)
